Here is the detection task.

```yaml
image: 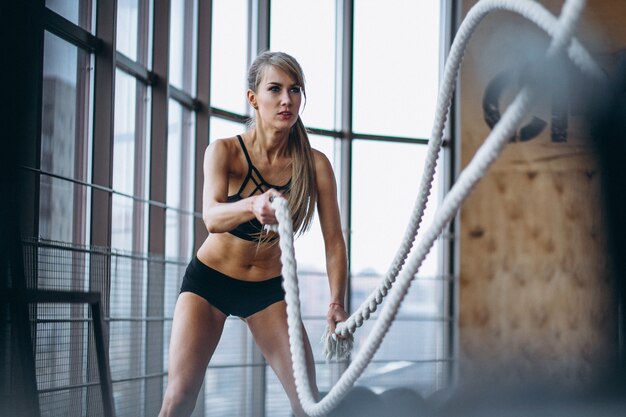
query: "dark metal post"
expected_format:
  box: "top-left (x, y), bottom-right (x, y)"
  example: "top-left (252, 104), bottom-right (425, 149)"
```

top-left (194, 0), bottom-right (212, 252)
top-left (145, 1), bottom-right (170, 414)
top-left (338, 0), bottom-right (354, 319)
top-left (0, 0), bottom-right (45, 416)
top-left (91, 299), bottom-right (116, 417)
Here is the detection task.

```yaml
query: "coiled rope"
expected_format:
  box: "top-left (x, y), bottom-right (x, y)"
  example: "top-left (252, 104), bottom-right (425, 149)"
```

top-left (270, 0), bottom-right (606, 415)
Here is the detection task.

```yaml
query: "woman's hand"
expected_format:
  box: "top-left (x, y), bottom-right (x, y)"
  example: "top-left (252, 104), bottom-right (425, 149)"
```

top-left (252, 189), bottom-right (282, 225)
top-left (326, 302), bottom-right (349, 338)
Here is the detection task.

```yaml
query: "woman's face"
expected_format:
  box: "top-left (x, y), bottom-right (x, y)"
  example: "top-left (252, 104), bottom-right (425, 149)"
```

top-left (249, 65), bottom-right (303, 132)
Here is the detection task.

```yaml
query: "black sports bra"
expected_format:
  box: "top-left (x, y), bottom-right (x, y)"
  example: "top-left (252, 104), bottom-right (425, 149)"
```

top-left (226, 135), bottom-right (291, 241)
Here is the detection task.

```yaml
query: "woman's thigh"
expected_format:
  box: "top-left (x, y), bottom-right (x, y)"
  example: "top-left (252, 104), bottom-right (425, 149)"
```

top-left (166, 292), bottom-right (227, 394)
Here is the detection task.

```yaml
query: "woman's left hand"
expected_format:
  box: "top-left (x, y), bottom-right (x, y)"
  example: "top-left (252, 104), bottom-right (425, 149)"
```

top-left (326, 303), bottom-right (349, 338)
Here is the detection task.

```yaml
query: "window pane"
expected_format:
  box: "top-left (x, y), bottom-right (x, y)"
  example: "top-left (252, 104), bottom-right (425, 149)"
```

top-left (41, 32), bottom-right (78, 177)
top-left (270, 0), bottom-right (336, 129)
top-left (39, 177), bottom-right (77, 242)
top-left (209, 117), bottom-right (245, 142)
top-left (110, 70), bottom-right (151, 254)
top-left (355, 321), bottom-right (450, 395)
top-left (266, 369), bottom-right (291, 417)
top-left (39, 32), bottom-right (91, 243)
top-left (163, 259), bottom-right (186, 378)
top-left (116, 0), bottom-right (139, 61)
top-left (116, 0), bottom-right (153, 68)
top-left (165, 178), bottom-right (192, 259)
top-left (165, 100), bottom-right (196, 260)
top-left (112, 70), bottom-right (137, 251)
top-left (111, 194), bottom-right (134, 251)
top-left (203, 319), bottom-right (259, 416)
top-left (46, 0), bottom-right (94, 31)
top-left (353, 0), bottom-right (440, 138)
top-left (210, 0), bottom-right (248, 114)
top-left (170, 0), bottom-right (198, 93)
top-left (351, 140), bottom-right (441, 316)
top-left (113, 70), bottom-right (137, 196)
top-left (265, 319), bottom-right (334, 415)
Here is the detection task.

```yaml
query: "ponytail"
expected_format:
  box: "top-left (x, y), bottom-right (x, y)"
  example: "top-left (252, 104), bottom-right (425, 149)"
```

top-left (288, 117), bottom-right (317, 236)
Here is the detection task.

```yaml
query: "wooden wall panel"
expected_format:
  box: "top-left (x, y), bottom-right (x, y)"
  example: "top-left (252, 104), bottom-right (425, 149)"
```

top-left (458, 0), bottom-right (625, 385)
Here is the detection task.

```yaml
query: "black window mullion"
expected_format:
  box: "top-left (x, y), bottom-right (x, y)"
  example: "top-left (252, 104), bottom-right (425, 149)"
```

top-left (351, 132), bottom-right (431, 146)
top-left (91, 0), bottom-right (116, 250)
top-left (445, 0), bottom-right (461, 389)
top-left (145, 0), bottom-right (170, 415)
top-left (89, 0), bottom-right (117, 416)
top-left (130, 2), bottom-right (153, 406)
top-left (194, 0), bottom-right (212, 252)
top-left (43, 7), bottom-right (102, 53)
top-left (169, 85), bottom-right (199, 110)
top-left (210, 107), bottom-right (249, 124)
top-left (339, 0), bottom-right (354, 312)
top-left (116, 51), bottom-right (158, 85)
top-left (3, 1), bottom-right (45, 415)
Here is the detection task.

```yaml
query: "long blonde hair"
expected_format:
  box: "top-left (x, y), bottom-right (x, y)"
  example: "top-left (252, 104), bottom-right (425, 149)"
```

top-left (247, 51), bottom-right (317, 236)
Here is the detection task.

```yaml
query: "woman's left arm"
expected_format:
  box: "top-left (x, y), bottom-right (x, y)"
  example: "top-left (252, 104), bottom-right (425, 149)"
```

top-left (313, 150), bottom-right (349, 333)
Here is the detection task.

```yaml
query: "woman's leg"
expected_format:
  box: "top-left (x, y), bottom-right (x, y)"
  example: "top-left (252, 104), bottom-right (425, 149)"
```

top-left (246, 301), bottom-right (320, 417)
top-left (159, 292), bottom-right (227, 417)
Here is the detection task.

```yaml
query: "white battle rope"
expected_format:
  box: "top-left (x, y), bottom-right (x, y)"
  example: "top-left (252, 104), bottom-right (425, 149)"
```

top-left (270, 0), bottom-right (605, 415)
top-left (328, 0), bottom-right (605, 356)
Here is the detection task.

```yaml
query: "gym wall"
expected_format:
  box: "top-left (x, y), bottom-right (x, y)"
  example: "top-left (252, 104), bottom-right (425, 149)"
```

top-left (457, 0), bottom-right (626, 385)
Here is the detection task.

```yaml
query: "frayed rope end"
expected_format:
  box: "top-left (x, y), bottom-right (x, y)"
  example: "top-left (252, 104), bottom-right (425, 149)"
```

top-left (321, 326), bottom-right (354, 362)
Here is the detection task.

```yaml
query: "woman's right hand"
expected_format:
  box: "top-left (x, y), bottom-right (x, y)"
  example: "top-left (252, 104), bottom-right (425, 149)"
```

top-left (252, 189), bottom-right (282, 226)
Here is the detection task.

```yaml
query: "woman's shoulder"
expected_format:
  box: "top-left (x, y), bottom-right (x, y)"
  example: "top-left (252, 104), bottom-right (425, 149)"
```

top-left (208, 135), bottom-right (241, 148)
top-left (311, 148), bottom-right (333, 171)
top-left (203, 136), bottom-right (247, 174)
top-left (205, 135), bottom-right (242, 157)
top-left (310, 148), bottom-right (337, 192)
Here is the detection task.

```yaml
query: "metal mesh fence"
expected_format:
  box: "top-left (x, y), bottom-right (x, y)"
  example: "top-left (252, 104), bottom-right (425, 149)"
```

top-left (7, 237), bottom-right (453, 417)
top-left (17, 237), bottom-right (185, 417)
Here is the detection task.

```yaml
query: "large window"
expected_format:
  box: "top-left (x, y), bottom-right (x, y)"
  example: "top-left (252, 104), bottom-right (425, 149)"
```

top-left (270, 0), bottom-right (337, 130)
top-left (39, 31), bottom-right (93, 245)
top-left (169, 0), bottom-right (197, 93)
top-left (46, 0), bottom-right (95, 31)
top-left (353, 0), bottom-right (440, 139)
top-left (349, 0), bottom-right (450, 395)
top-left (210, 0), bottom-right (249, 115)
top-left (269, 2), bottom-right (342, 409)
top-left (111, 69), bottom-right (140, 252)
top-left (23, 1), bottom-right (453, 416)
top-left (351, 140), bottom-right (448, 393)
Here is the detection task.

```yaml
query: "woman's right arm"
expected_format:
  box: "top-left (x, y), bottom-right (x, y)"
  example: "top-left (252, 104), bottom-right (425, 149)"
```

top-left (201, 139), bottom-right (280, 234)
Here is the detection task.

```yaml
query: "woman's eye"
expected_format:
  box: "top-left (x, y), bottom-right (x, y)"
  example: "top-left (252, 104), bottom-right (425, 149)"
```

top-left (269, 86), bottom-right (280, 92)
top-left (290, 86), bottom-right (301, 93)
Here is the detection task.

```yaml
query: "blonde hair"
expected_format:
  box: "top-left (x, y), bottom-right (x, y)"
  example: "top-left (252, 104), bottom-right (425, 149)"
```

top-left (247, 51), bottom-right (317, 236)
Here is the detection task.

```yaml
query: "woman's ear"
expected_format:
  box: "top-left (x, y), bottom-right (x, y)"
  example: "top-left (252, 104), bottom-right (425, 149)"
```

top-left (247, 89), bottom-right (258, 110)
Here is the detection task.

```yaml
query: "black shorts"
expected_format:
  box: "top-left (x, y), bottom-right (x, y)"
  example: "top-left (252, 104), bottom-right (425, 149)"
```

top-left (179, 257), bottom-right (285, 318)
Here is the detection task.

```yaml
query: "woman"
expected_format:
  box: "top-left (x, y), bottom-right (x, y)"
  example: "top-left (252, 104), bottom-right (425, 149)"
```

top-left (158, 51), bottom-right (348, 417)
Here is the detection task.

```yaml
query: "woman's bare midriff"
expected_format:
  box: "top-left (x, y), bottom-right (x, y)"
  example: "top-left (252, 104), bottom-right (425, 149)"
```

top-left (196, 232), bottom-right (284, 281)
